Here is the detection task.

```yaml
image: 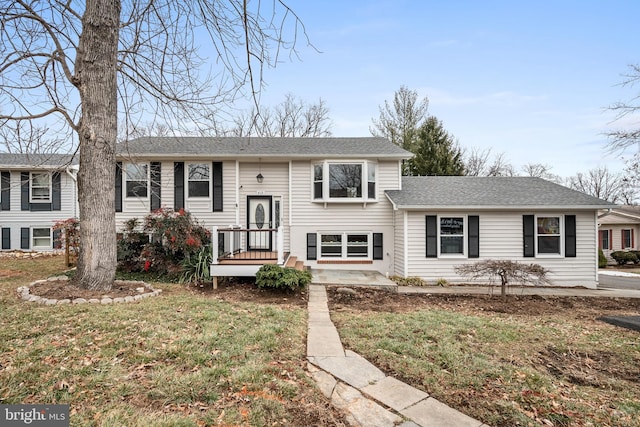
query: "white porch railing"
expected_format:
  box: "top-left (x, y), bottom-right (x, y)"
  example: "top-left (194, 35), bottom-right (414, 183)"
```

top-left (211, 225), bottom-right (284, 265)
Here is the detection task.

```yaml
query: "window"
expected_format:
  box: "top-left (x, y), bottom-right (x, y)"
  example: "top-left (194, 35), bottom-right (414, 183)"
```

top-left (188, 163), bottom-right (210, 197)
top-left (313, 161), bottom-right (377, 201)
top-left (537, 216), bottom-right (561, 254)
top-left (440, 217), bottom-right (464, 255)
top-left (30, 172), bottom-right (51, 202)
top-left (600, 230), bottom-right (610, 250)
top-left (125, 163), bottom-right (148, 198)
top-left (319, 232), bottom-right (370, 259)
top-left (622, 229), bottom-right (633, 249)
top-left (32, 228), bottom-right (51, 249)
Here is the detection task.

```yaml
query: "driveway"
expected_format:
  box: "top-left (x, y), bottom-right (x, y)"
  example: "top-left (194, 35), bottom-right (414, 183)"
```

top-left (599, 270), bottom-right (640, 290)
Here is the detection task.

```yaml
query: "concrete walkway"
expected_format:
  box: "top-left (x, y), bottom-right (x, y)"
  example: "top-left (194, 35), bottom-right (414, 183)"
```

top-left (306, 283), bottom-right (487, 427)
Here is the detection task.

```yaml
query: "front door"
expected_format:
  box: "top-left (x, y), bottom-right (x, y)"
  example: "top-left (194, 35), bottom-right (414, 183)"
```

top-left (247, 196), bottom-right (272, 250)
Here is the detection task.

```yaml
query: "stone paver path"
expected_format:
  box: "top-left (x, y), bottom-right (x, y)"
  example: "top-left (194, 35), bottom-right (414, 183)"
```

top-left (306, 284), bottom-right (487, 427)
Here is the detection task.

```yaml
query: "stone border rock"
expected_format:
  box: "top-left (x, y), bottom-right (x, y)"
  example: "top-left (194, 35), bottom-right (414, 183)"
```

top-left (17, 275), bottom-right (162, 305)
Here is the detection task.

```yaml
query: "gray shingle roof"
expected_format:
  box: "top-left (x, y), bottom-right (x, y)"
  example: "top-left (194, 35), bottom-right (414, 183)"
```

top-left (0, 153), bottom-right (78, 168)
top-left (116, 136), bottom-right (412, 159)
top-left (385, 176), bottom-right (616, 209)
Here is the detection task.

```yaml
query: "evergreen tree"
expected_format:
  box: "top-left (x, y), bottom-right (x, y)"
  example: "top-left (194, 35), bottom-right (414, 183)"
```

top-left (406, 116), bottom-right (465, 176)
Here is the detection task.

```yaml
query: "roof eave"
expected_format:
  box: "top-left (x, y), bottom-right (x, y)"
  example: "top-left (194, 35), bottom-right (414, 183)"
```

top-left (392, 204), bottom-right (617, 211)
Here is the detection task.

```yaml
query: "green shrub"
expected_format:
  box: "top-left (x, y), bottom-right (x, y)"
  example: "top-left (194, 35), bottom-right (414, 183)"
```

top-left (255, 264), bottom-right (311, 291)
top-left (610, 251), bottom-right (637, 265)
top-left (117, 218), bottom-right (149, 272)
top-left (598, 248), bottom-right (608, 268)
top-left (631, 251), bottom-right (640, 264)
top-left (180, 245), bottom-right (212, 286)
top-left (389, 275), bottom-right (427, 287)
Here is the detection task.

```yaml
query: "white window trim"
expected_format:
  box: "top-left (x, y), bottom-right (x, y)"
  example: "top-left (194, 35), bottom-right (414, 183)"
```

top-left (437, 215), bottom-right (467, 258)
top-left (124, 163), bottom-right (149, 199)
top-left (318, 231), bottom-right (372, 260)
top-left (32, 227), bottom-right (52, 250)
top-left (186, 162), bottom-right (211, 199)
top-left (30, 172), bottom-right (51, 203)
top-left (311, 161), bottom-right (377, 203)
top-left (535, 215), bottom-right (564, 258)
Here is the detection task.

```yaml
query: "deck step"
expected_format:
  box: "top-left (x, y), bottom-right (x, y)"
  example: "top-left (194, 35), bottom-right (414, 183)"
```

top-left (285, 255), bottom-right (307, 271)
top-left (294, 260), bottom-right (305, 271)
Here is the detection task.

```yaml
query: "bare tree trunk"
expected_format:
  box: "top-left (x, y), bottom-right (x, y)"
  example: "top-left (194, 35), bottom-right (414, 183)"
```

top-left (73, 0), bottom-right (121, 291)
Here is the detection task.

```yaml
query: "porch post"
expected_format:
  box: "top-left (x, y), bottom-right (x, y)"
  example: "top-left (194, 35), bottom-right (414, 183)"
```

top-left (211, 226), bottom-right (219, 265)
top-left (277, 225), bottom-right (284, 265)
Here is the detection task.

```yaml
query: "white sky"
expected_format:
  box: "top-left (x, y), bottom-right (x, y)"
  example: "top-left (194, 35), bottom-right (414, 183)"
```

top-left (241, 0), bottom-right (640, 178)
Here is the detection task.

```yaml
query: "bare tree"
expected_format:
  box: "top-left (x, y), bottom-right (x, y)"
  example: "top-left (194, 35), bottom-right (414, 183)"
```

top-left (1, 1), bottom-right (308, 290)
top-left (455, 260), bottom-right (551, 297)
top-left (567, 166), bottom-right (626, 203)
top-left (607, 64), bottom-right (640, 155)
top-left (370, 85), bottom-right (429, 151)
top-left (212, 93), bottom-right (332, 137)
top-left (463, 147), bottom-right (515, 176)
top-left (521, 163), bottom-right (563, 183)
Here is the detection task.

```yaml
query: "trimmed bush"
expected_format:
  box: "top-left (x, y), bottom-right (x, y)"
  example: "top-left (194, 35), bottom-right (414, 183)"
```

top-left (255, 264), bottom-right (311, 291)
top-left (610, 251), bottom-right (638, 265)
top-left (598, 248), bottom-right (608, 268)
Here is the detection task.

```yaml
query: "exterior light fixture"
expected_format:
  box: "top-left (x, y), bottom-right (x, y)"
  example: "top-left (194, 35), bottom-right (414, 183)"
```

top-left (256, 173), bottom-right (264, 183)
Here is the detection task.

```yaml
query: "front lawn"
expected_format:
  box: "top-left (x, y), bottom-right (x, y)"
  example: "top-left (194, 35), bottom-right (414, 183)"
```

top-left (329, 288), bottom-right (640, 427)
top-left (0, 255), bottom-right (345, 426)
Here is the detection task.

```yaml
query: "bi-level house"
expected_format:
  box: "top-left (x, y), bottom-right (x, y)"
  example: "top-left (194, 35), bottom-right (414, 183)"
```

top-left (115, 137), bottom-right (615, 288)
top-left (0, 153), bottom-right (78, 251)
top-left (0, 138), bottom-right (614, 288)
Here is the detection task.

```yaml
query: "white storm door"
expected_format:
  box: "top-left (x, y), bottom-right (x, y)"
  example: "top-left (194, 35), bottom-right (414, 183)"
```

top-left (247, 196), bottom-right (272, 250)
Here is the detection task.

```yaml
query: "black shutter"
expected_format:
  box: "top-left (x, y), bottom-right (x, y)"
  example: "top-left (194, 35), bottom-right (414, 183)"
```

top-left (523, 215), bottom-right (535, 257)
top-left (426, 215), bottom-right (437, 258)
top-left (20, 227), bottom-right (29, 250)
top-left (174, 162), bottom-right (184, 210)
top-left (115, 162), bottom-right (123, 212)
top-left (212, 162), bottom-right (223, 212)
top-left (1, 227), bottom-right (10, 249)
top-left (565, 214), bottom-right (576, 258)
top-left (52, 172), bottom-right (61, 211)
top-left (21, 172), bottom-right (29, 211)
top-left (373, 233), bottom-right (383, 260)
top-left (307, 233), bottom-right (317, 260)
top-left (150, 162), bottom-right (161, 211)
top-left (468, 215), bottom-right (479, 258)
top-left (1, 171), bottom-right (9, 211)
top-left (53, 229), bottom-right (62, 249)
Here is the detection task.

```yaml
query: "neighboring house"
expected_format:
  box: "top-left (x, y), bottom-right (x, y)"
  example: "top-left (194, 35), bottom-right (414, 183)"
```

top-left (115, 137), bottom-right (614, 288)
top-left (598, 206), bottom-right (640, 256)
top-left (0, 153), bottom-right (78, 251)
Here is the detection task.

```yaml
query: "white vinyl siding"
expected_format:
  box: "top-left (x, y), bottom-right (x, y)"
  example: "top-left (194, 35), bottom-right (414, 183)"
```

top-left (403, 211), bottom-right (598, 288)
top-left (290, 159), bottom-right (399, 272)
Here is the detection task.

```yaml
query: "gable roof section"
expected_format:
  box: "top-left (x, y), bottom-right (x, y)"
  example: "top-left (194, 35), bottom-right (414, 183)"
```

top-left (116, 136), bottom-right (412, 160)
top-left (599, 206), bottom-right (640, 224)
top-left (0, 153), bottom-right (78, 169)
top-left (385, 176), bottom-right (616, 210)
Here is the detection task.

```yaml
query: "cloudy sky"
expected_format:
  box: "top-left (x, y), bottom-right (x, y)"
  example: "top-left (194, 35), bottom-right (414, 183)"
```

top-left (245, 0), bottom-right (640, 178)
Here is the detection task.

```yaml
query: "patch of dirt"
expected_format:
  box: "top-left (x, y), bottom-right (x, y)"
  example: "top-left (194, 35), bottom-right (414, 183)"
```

top-left (327, 286), bottom-right (640, 318)
top-left (27, 280), bottom-right (155, 300)
top-left (187, 277), bottom-right (309, 308)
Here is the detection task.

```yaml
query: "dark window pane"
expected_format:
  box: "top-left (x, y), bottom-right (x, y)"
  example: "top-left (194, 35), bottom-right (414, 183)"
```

top-left (329, 164), bottom-right (362, 198)
top-left (126, 181), bottom-right (148, 197)
top-left (441, 236), bottom-right (463, 254)
top-left (368, 181), bottom-right (375, 199)
top-left (538, 236), bottom-right (560, 254)
top-left (189, 181), bottom-right (209, 197)
top-left (314, 182), bottom-right (323, 199)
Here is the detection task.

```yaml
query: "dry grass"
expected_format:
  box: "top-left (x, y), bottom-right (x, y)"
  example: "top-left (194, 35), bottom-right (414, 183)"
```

top-left (0, 255), bottom-right (345, 426)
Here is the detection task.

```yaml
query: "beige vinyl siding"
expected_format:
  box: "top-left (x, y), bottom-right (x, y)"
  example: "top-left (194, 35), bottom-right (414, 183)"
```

top-left (0, 170), bottom-right (78, 251)
top-left (288, 160), bottom-right (399, 273)
top-left (600, 224), bottom-right (640, 253)
top-left (403, 210), bottom-right (598, 288)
